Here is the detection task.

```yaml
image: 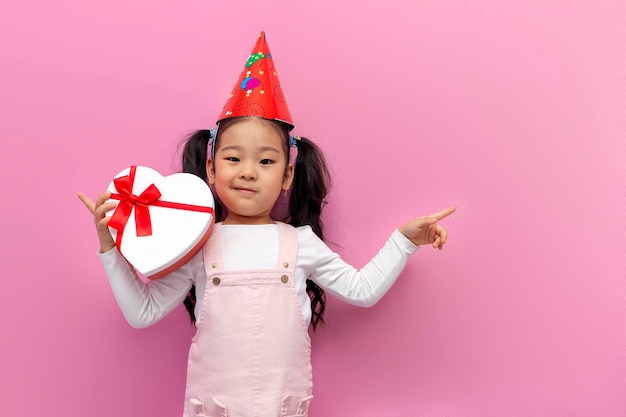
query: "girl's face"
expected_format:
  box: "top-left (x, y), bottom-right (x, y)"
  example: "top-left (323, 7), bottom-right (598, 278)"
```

top-left (206, 117), bottom-right (294, 225)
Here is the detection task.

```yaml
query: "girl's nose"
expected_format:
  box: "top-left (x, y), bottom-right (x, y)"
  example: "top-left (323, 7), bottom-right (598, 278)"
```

top-left (239, 162), bottom-right (256, 180)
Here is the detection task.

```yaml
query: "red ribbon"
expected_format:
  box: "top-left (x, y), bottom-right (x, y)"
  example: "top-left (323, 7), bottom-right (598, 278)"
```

top-left (109, 166), bottom-right (214, 250)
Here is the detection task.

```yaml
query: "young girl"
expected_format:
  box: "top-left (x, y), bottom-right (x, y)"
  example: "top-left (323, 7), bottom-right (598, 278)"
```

top-left (79, 32), bottom-right (455, 417)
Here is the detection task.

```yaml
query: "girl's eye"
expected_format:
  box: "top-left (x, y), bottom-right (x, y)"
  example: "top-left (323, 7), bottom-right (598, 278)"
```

top-left (260, 159), bottom-right (274, 165)
top-left (225, 157), bottom-right (240, 162)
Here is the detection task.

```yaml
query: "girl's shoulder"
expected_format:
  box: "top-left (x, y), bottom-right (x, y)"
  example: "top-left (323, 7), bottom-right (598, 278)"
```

top-left (270, 221), bottom-right (321, 247)
top-left (275, 221), bottom-right (314, 236)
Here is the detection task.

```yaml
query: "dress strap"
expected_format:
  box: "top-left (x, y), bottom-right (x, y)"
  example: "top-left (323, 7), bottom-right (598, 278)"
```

top-left (202, 223), bottom-right (224, 275)
top-left (275, 222), bottom-right (298, 273)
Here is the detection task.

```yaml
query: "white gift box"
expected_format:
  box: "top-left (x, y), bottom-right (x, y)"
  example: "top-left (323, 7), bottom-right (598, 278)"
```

top-left (106, 166), bottom-right (215, 280)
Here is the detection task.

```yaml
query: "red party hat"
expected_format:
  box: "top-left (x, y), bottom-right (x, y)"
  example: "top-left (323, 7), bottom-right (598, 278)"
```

top-left (217, 31), bottom-right (294, 130)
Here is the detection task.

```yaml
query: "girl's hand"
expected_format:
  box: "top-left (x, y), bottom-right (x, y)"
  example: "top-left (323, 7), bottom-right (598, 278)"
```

top-left (77, 191), bottom-right (117, 253)
top-left (399, 207), bottom-right (456, 250)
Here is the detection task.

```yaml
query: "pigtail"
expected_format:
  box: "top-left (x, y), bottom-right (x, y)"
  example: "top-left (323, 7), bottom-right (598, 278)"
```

top-left (287, 136), bottom-right (331, 239)
top-left (285, 136), bottom-right (332, 330)
top-left (181, 129), bottom-right (211, 183)
top-left (180, 129), bottom-right (213, 324)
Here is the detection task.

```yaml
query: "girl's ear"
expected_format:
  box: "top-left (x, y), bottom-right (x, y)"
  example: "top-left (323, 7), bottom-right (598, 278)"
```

top-left (206, 158), bottom-right (216, 185)
top-left (282, 163), bottom-right (294, 191)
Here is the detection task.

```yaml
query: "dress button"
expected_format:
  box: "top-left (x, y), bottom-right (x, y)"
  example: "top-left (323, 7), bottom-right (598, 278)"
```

top-left (281, 275), bottom-right (289, 284)
top-left (283, 262), bottom-right (289, 269)
top-left (212, 277), bottom-right (221, 286)
top-left (211, 263), bottom-right (217, 269)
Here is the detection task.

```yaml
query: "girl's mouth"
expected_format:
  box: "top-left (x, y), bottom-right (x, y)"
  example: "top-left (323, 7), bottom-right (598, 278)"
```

top-left (234, 187), bottom-right (256, 194)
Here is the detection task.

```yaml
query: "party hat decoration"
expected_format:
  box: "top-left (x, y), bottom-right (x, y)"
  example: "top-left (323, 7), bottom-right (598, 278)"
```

top-left (217, 31), bottom-right (294, 130)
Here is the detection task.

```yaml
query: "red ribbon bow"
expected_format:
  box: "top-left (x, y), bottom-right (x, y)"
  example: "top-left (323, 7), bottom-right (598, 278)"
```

top-left (108, 166), bottom-right (214, 251)
top-left (109, 166), bottom-right (162, 237)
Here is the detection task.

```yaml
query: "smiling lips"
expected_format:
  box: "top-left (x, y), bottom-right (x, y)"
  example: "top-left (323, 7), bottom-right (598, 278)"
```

top-left (233, 186), bottom-right (256, 194)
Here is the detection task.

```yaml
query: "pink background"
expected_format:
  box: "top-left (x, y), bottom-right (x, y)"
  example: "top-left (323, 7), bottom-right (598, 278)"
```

top-left (1, 1), bottom-right (623, 416)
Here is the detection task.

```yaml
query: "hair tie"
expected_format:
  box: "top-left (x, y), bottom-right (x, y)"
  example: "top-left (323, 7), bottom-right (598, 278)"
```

top-left (289, 134), bottom-right (300, 148)
top-left (208, 128), bottom-right (216, 146)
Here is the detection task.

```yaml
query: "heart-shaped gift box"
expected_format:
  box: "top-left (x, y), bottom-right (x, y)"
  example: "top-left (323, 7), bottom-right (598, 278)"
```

top-left (106, 166), bottom-right (215, 280)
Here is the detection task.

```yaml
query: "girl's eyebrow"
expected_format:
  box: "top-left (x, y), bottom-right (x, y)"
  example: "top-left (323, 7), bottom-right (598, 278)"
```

top-left (218, 145), bottom-right (242, 152)
top-left (219, 145), bottom-right (280, 153)
top-left (258, 146), bottom-right (280, 153)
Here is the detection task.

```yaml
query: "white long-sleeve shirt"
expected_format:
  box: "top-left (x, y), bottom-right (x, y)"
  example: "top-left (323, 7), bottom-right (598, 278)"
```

top-left (98, 223), bottom-right (419, 328)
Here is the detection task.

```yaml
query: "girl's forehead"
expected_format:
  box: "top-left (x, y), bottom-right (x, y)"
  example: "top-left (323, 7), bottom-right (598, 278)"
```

top-left (218, 119), bottom-right (285, 149)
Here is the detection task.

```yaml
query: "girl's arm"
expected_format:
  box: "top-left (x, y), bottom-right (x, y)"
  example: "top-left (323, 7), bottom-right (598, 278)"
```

top-left (301, 207), bottom-right (455, 307)
top-left (301, 228), bottom-right (419, 307)
top-left (98, 248), bottom-right (198, 328)
top-left (78, 191), bottom-right (198, 328)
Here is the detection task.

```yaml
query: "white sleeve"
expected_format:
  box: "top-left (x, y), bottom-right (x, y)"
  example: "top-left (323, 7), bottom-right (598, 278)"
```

top-left (301, 228), bottom-right (419, 307)
top-left (97, 248), bottom-right (200, 328)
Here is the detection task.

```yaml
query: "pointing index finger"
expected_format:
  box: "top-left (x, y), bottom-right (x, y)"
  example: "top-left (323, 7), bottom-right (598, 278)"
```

top-left (77, 192), bottom-right (96, 214)
top-left (430, 206), bottom-right (457, 221)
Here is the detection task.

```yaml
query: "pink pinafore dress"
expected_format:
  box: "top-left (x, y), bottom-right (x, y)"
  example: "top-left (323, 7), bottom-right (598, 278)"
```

top-left (184, 222), bottom-right (313, 417)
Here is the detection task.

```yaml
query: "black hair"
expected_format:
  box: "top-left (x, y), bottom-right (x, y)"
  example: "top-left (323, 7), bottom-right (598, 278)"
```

top-left (179, 118), bottom-right (331, 330)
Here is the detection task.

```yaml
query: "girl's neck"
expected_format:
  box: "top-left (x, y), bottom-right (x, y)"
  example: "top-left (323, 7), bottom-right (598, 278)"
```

top-left (223, 214), bottom-right (275, 226)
